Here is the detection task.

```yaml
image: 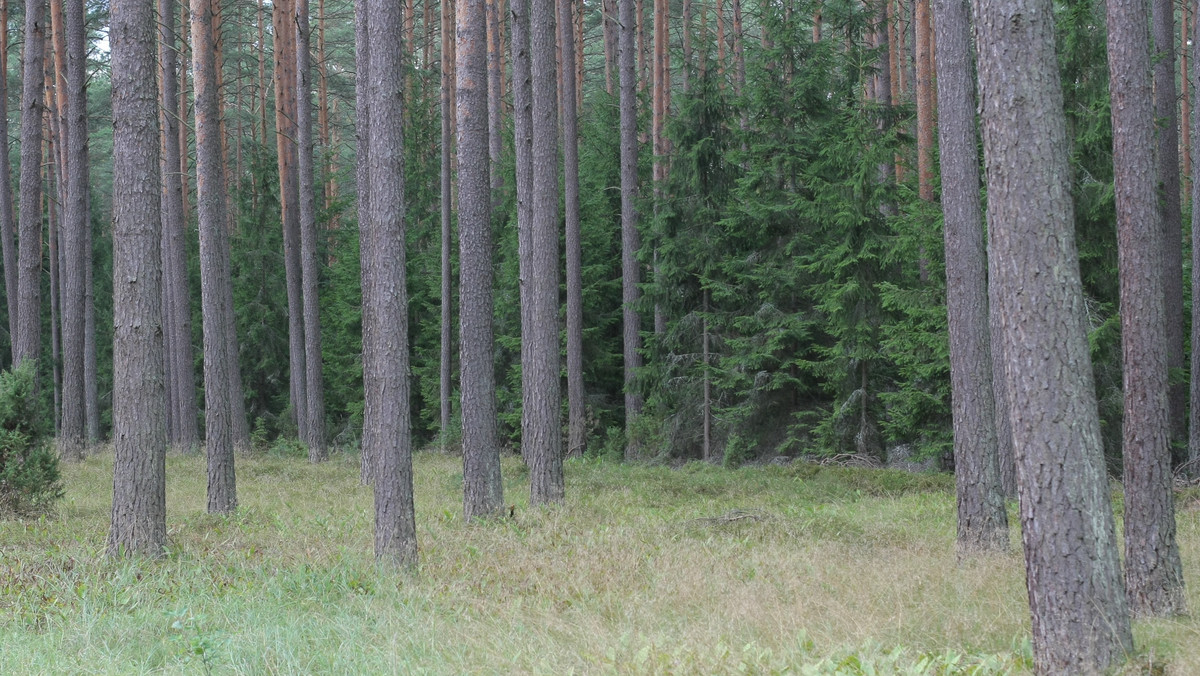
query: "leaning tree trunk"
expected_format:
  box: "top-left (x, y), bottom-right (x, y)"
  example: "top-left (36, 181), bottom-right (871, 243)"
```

top-left (296, 0), bottom-right (327, 460)
top-left (192, 0), bottom-right (238, 513)
top-left (365, 0), bottom-right (417, 565)
top-left (15, 0), bottom-right (45, 370)
top-left (973, 0), bottom-right (1134, 667)
top-left (526, 0), bottom-right (563, 503)
top-left (1108, 0), bottom-right (1185, 617)
top-left (108, 0), bottom-right (167, 557)
top-left (459, 0), bottom-right (504, 519)
top-left (619, 0), bottom-right (642, 457)
top-left (933, 0), bottom-right (1008, 554)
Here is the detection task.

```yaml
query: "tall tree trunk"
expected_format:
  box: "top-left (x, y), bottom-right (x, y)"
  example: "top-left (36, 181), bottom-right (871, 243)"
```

top-left (1184, 3), bottom-right (1192, 188)
top-left (275, 0), bottom-right (307, 437)
top-left (1189, 0), bottom-right (1200, 478)
top-left (58, 0), bottom-right (88, 460)
top-left (192, 0), bottom-right (238, 513)
top-left (0, 0), bottom-right (15, 365)
top-left (46, 144), bottom-right (60, 438)
top-left (732, 0), bottom-right (744, 94)
top-left (933, 0), bottom-right (1008, 554)
top-left (1153, 0), bottom-right (1186, 461)
top-left (160, 0), bottom-right (199, 453)
top-left (526, 0), bottom-right (563, 503)
top-left (561, 0), bottom-right (585, 458)
top-left (15, 0), bottom-right (45, 370)
top-left (460, 0), bottom-right (504, 518)
top-left (296, 0), bottom-right (327, 460)
top-left (355, 0), bottom-right (375, 480)
top-left (603, 0), bottom-right (617, 94)
top-left (619, 0), bottom-right (642, 457)
top-left (682, 0), bottom-right (691, 93)
top-left (318, 0), bottom-right (333, 212)
top-left (914, 0), bottom-right (933, 280)
top-left (511, 0), bottom-right (532, 452)
top-left (107, 0), bottom-right (167, 557)
top-left (258, 0), bottom-right (268, 145)
top-left (1110, 0), bottom-right (1185, 616)
top-left (486, 0), bottom-right (502, 194)
top-left (973, 0), bottom-right (1134, 666)
top-left (365, 0), bottom-right (417, 566)
top-left (440, 0), bottom-right (455, 455)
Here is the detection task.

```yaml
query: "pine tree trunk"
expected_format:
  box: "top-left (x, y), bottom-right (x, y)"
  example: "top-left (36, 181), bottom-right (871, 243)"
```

top-left (619, 0), bottom-right (642, 457)
top-left (603, 0), bottom-right (617, 94)
top-left (973, 0), bottom-right (1134, 665)
top-left (15, 0), bottom-right (45, 370)
top-left (108, 0), bottom-right (167, 556)
top-left (1189, 0), bottom-right (1200, 477)
top-left (682, 0), bottom-right (691, 93)
top-left (460, 0), bottom-right (504, 518)
top-left (526, 0), bottom-right (563, 503)
top-left (365, 0), bottom-right (417, 566)
top-left (933, 0), bottom-right (1008, 554)
top-left (1109, 0), bottom-right (1185, 617)
top-left (355, 0), bottom-right (375, 481)
top-left (296, 0), bottom-right (327, 460)
top-left (46, 144), bottom-right (61, 438)
top-left (511, 0), bottom-right (532, 460)
top-left (160, 0), bottom-right (199, 453)
top-left (1152, 0), bottom-right (1186, 461)
top-left (561, 0), bottom-right (585, 458)
top-left (439, 0), bottom-right (454, 455)
top-left (192, 0), bottom-right (238, 513)
top-left (275, 0), bottom-right (308, 437)
top-left (1184, 4), bottom-right (1192, 188)
top-left (0, 0), bottom-right (15, 365)
top-left (486, 0), bottom-right (503, 194)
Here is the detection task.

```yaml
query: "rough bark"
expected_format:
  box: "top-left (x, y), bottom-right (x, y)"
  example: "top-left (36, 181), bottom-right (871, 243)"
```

top-left (365, 0), bottom-right (417, 565)
top-left (933, 0), bottom-right (1008, 554)
top-left (1190, 0), bottom-right (1200, 477)
top-left (0, 0), bottom-right (14, 363)
top-left (15, 0), bottom-right (45, 370)
top-left (108, 0), bottom-right (167, 556)
top-left (603, 0), bottom-right (617, 94)
top-left (1109, 0), bottom-right (1185, 617)
top-left (296, 0), bottom-right (327, 460)
top-left (486, 0), bottom-right (502, 194)
top-left (160, 0), bottom-right (199, 453)
top-left (355, 0), bottom-right (374, 482)
top-left (973, 0), bottom-right (1134, 667)
top-left (619, 0), bottom-right (642, 457)
top-left (561, 0), bottom-right (584, 458)
top-left (192, 0), bottom-right (238, 513)
top-left (459, 0), bottom-right (504, 519)
top-left (526, 0), bottom-right (563, 503)
top-left (1152, 0), bottom-right (1186, 460)
top-left (439, 0), bottom-right (454, 455)
top-left (275, 0), bottom-right (307, 437)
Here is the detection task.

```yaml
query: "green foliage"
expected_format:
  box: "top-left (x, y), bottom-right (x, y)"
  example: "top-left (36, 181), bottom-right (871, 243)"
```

top-left (0, 362), bottom-right (62, 516)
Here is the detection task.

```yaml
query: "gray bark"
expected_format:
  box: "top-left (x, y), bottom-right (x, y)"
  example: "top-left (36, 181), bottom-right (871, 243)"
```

top-left (0, 0), bottom-right (15, 365)
top-left (510, 0), bottom-right (532, 457)
top-left (486, 0), bottom-right (502, 195)
top-left (973, 0), bottom-right (1134, 667)
top-left (297, 0), bottom-right (327, 460)
top-left (1108, 0), bottom-right (1185, 617)
top-left (355, 0), bottom-right (373, 482)
top-left (619, 0), bottom-right (642, 457)
top-left (366, 0), bottom-right (417, 565)
top-left (933, 0), bottom-right (1008, 554)
top-left (1191, 0), bottom-right (1200, 479)
top-left (107, 0), bottom-right (167, 556)
top-left (159, 0), bottom-right (199, 452)
top-left (440, 0), bottom-right (454, 454)
top-left (192, 0), bottom-right (237, 513)
top-left (15, 0), bottom-right (44, 369)
top-left (526, 0), bottom-right (563, 503)
top-left (560, 0), bottom-right (585, 458)
top-left (58, 0), bottom-right (87, 461)
top-left (459, 0), bottom-right (504, 519)
top-left (1152, 0), bottom-right (1186, 458)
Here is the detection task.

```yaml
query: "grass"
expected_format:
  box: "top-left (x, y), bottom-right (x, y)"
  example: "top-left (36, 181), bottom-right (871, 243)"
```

top-left (2, 450), bottom-right (1198, 674)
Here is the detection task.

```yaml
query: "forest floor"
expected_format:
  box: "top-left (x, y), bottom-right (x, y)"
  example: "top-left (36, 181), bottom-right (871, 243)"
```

top-left (2, 450), bottom-right (1198, 674)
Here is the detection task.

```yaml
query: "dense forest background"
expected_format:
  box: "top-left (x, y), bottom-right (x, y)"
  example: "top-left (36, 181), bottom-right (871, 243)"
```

top-left (0, 0), bottom-right (1138, 469)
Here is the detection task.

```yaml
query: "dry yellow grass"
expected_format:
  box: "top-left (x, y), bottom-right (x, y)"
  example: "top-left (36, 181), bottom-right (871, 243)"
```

top-left (2, 448), bottom-right (1197, 673)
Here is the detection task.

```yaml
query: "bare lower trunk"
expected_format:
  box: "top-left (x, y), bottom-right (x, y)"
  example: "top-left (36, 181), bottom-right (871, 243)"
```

top-left (460, 0), bottom-right (504, 518)
top-left (439, 0), bottom-right (454, 454)
top-left (108, 0), bottom-right (166, 556)
top-left (619, 0), bottom-right (642, 457)
top-left (561, 0), bottom-right (585, 458)
top-left (0, 0), bottom-right (15, 363)
top-left (15, 0), bottom-right (45, 370)
top-left (974, 0), bottom-right (1134, 666)
top-left (1110, 0), bottom-right (1185, 617)
top-left (366, 0), bottom-right (417, 565)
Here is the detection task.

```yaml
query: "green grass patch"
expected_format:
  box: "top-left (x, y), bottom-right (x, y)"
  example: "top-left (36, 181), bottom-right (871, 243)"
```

top-left (3, 450), bottom-right (1197, 673)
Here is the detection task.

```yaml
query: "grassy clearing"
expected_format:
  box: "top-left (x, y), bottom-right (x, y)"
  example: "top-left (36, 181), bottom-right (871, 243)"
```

top-left (2, 450), bottom-right (1198, 674)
